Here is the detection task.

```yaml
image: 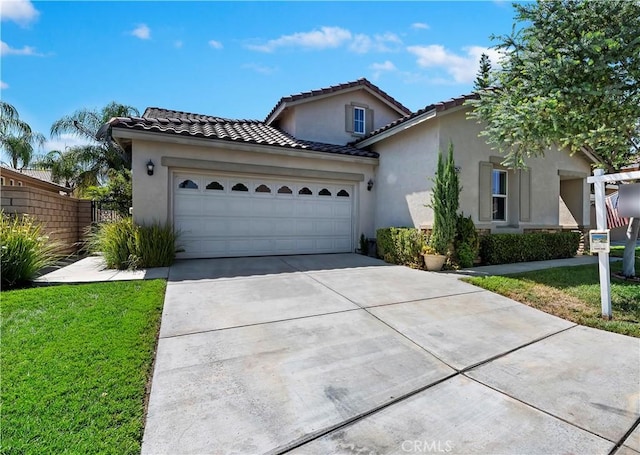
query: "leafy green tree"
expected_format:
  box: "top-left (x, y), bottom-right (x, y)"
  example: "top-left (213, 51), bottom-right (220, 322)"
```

top-left (469, 0), bottom-right (640, 277)
top-left (85, 169), bottom-right (132, 216)
top-left (49, 102), bottom-right (139, 187)
top-left (473, 53), bottom-right (492, 91)
top-left (469, 0), bottom-right (639, 171)
top-left (428, 142), bottom-right (460, 256)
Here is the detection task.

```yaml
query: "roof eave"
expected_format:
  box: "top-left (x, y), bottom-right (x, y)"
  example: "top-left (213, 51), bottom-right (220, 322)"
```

top-left (265, 84), bottom-right (410, 126)
top-left (110, 126), bottom-right (379, 165)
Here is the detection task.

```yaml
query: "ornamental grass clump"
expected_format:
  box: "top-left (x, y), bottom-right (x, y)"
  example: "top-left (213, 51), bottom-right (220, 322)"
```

top-left (135, 222), bottom-right (179, 268)
top-left (91, 218), bottom-right (179, 270)
top-left (93, 218), bottom-right (139, 270)
top-left (0, 212), bottom-right (59, 289)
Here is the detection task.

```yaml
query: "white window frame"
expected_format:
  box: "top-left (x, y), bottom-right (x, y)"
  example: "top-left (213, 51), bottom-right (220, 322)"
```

top-left (492, 169), bottom-right (508, 221)
top-left (353, 106), bottom-right (366, 135)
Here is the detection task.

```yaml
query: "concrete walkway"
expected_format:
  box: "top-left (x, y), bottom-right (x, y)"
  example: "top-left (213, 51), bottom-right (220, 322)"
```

top-left (35, 255), bottom-right (169, 284)
top-left (453, 254), bottom-right (622, 277)
top-left (142, 254), bottom-right (639, 455)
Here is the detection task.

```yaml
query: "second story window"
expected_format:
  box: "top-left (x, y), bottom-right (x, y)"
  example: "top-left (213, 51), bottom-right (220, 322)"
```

top-left (353, 107), bottom-right (365, 134)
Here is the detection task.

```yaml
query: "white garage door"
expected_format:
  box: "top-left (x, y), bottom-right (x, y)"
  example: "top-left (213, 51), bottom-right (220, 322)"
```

top-left (173, 173), bottom-right (355, 258)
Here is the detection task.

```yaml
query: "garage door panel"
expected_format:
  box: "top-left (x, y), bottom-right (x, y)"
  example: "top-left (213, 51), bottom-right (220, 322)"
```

top-left (174, 174), bottom-right (354, 258)
top-left (202, 197), bottom-right (228, 213)
top-left (333, 204), bottom-right (352, 217)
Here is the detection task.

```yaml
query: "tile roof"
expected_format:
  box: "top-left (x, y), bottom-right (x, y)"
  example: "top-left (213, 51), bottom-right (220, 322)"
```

top-left (265, 78), bottom-right (411, 123)
top-left (109, 108), bottom-right (378, 159)
top-left (0, 166), bottom-right (69, 191)
top-left (15, 168), bottom-right (56, 183)
top-left (354, 93), bottom-right (479, 145)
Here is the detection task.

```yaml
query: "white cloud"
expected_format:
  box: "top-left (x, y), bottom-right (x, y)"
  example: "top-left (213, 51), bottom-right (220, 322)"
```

top-left (242, 63), bottom-right (277, 75)
top-left (411, 22), bottom-right (430, 30)
top-left (370, 60), bottom-right (397, 79)
top-left (0, 0), bottom-right (39, 26)
top-left (44, 134), bottom-right (94, 153)
top-left (208, 40), bottom-right (223, 49)
top-left (131, 24), bottom-right (151, 40)
top-left (0, 40), bottom-right (41, 56)
top-left (247, 26), bottom-right (352, 52)
top-left (407, 44), bottom-right (502, 84)
top-left (349, 32), bottom-right (402, 53)
top-left (0, 80), bottom-right (8, 89)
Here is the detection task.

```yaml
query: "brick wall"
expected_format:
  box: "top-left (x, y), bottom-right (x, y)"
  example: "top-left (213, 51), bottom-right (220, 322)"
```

top-left (1, 186), bottom-right (92, 254)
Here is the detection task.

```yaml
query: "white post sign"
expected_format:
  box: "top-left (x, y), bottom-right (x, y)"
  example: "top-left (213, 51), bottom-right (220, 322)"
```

top-left (587, 168), bottom-right (640, 319)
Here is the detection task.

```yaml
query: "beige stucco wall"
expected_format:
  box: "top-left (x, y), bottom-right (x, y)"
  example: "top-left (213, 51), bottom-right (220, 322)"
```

top-left (131, 137), bottom-right (378, 240)
top-left (277, 90), bottom-right (404, 145)
top-left (371, 107), bottom-right (592, 232)
top-left (371, 118), bottom-right (440, 229)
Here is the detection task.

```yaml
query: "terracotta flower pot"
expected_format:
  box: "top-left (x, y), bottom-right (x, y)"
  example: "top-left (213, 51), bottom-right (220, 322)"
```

top-left (423, 254), bottom-right (446, 271)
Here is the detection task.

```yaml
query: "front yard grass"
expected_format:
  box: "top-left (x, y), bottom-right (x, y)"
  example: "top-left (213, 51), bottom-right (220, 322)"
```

top-left (1, 280), bottom-right (166, 454)
top-left (465, 251), bottom-right (639, 338)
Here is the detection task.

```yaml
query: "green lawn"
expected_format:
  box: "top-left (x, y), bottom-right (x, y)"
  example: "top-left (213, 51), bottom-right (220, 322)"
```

top-left (1, 280), bottom-right (166, 454)
top-left (465, 251), bottom-right (640, 337)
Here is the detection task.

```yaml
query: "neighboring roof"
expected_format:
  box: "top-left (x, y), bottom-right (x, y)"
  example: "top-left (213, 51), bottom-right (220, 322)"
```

top-left (354, 93), bottom-right (479, 147)
top-left (265, 78), bottom-right (411, 125)
top-left (0, 166), bottom-right (69, 192)
top-left (108, 108), bottom-right (379, 159)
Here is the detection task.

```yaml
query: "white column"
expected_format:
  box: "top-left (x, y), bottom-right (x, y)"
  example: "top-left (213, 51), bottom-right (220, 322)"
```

top-left (593, 169), bottom-right (612, 319)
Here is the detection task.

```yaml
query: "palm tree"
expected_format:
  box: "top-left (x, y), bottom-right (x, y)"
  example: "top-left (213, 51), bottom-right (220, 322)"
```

top-left (1, 134), bottom-right (45, 169)
top-left (34, 149), bottom-right (84, 190)
top-left (0, 101), bottom-right (32, 137)
top-left (0, 102), bottom-right (45, 169)
top-left (50, 102), bottom-right (140, 183)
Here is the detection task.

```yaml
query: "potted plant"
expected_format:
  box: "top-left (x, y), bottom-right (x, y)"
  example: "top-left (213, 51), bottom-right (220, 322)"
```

top-left (424, 142), bottom-right (460, 271)
top-left (421, 244), bottom-right (447, 271)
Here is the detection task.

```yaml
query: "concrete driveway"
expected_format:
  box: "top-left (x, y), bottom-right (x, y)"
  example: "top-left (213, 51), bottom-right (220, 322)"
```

top-left (143, 254), bottom-right (639, 455)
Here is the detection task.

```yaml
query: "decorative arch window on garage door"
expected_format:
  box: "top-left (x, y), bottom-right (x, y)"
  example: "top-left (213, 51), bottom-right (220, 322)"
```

top-left (206, 181), bottom-right (224, 191)
top-left (298, 187), bottom-right (312, 195)
top-left (178, 179), bottom-right (198, 189)
top-left (232, 183), bottom-right (249, 192)
top-left (277, 185), bottom-right (292, 194)
top-left (337, 189), bottom-right (350, 197)
top-left (318, 188), bottom-right (332, 196)
top-left (255, 184), bottom-right (271, 193)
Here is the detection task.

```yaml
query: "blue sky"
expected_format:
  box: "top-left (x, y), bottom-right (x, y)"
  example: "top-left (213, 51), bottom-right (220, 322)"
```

top-left (1, 0), bottom-right (517, 153)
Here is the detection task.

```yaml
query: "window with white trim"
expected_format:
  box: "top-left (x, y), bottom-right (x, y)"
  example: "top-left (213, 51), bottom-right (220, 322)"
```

top-left (353, 107), bottom-right (365, 134)
top-left (492, 170), bottom-right (507, 221)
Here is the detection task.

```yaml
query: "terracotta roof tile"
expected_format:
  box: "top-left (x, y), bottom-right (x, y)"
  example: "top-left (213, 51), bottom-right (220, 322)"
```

top-left (110, 108), bottom-right (378, 159)
top-left (353, 93), bottom-right (479, 145)
top-left (265, 78), bottom-right (411, 123)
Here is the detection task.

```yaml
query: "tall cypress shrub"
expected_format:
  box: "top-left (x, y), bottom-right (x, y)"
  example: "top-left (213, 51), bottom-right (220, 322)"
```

top-left (428, 142), bottom-right (460, 255)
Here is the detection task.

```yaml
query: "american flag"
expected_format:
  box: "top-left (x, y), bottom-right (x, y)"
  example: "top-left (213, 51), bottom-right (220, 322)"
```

top-left (605, 192), bottom-right (630, 229)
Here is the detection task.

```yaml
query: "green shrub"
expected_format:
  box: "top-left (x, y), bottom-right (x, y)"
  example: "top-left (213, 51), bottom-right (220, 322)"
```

top-left (455, 242), bottom-right (477, 268)
top-left (92, 219), bottom-right (179, 270)
top-left (480, 232), bottom-right (580, 265)
top-left (1, 212), bottom-right (59, 289)
top-left (376, 227), bottom-right (426, 267)
top-left (454, 214), bottom-right (480, 268)
top-left (135, 222), bottom-right (179, 267)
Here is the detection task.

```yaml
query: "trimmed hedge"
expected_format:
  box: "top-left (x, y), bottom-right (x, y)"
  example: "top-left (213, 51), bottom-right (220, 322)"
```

top-left (376, 227), bottom-right (426, 268)
top-left (480, 232), bottom-right (580, 265)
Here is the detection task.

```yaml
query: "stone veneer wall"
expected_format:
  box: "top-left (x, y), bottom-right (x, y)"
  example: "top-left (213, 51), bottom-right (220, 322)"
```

top-left (1, 186), bottom-right (92, 254)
